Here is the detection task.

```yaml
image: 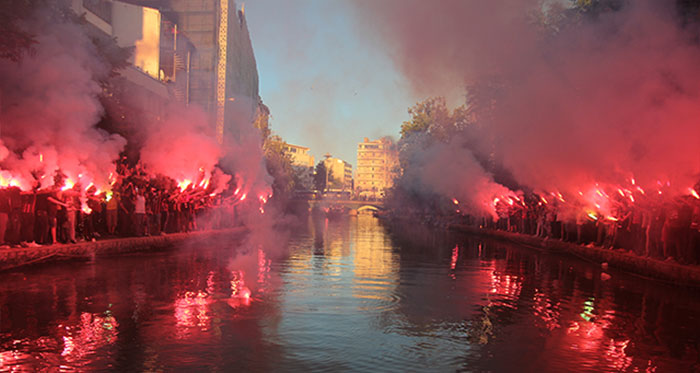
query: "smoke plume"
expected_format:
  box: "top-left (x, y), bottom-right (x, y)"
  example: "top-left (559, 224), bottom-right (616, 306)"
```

top-left (355, 0), bottom-right (700, 214)
top-left (0, 9), bottom-right (125, 190)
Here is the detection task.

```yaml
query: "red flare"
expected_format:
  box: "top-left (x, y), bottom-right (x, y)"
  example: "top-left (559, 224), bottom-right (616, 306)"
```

top-left (690, 188), bottom-right (700, 200)
top-left (178, 179), bottom-right (191, 192)
top-left (61, 179), bottom-right (75, 191)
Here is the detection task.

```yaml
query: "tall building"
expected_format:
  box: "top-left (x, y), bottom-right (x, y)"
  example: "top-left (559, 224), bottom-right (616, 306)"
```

top-left (282, 143), bottom-right (314, 192)
top-left (120, 0), bottom-right (261, 144)
top-left (282, 144), bottom-right (314, 168)
top-left (73, 0), bottom-right (195, 127)
top-left (323, 156), bottom-right (353, 195)
top-left (356, 137), bottom-right (399, 199)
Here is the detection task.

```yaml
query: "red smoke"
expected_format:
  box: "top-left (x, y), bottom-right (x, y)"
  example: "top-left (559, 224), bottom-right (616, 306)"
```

top-left (0, 13), bottom-right (125, 191)
top-left (355, 0), bottom-right (700, 218)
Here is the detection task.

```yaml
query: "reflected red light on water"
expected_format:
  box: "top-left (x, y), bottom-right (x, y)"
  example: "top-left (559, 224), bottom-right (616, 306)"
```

top-left (61, 336), bottom-right (75, 357)
top-left (532, 290), bottom-right (560, 331)
top-left (174, 291), bottom-right (211, 330)
top-left (567, 321), bottom-right (580, 334)
top-left (258, 248), bottom-right (271, 288)
top-left (450, 245), bottom-right (459, 270)
top-left (229, 270), bottom-right (252, 307)
top-left (489, 270), bottom-right (522, 305)
top-left (605, 338), bottom-right (632, 372)
top-left (59, 311), bottom-right (119, 362)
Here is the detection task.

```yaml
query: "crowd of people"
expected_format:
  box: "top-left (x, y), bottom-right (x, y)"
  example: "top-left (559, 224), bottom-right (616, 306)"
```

top-left (453, 189), bottom-right (700, 265)
top-left (0, 159), bottom-right (243, 249)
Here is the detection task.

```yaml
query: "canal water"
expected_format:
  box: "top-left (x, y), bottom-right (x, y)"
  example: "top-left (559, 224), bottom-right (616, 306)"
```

top-left (1, 215), bottom-right (699, 371)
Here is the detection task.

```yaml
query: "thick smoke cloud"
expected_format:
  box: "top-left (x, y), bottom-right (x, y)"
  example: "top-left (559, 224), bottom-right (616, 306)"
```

top-left (140, 104), bottom-right (226, 189)
top-left (355, 0), bottom-right (700, 212)
top-left (401, 134), bottom-right (513, 218)
top-left (0, 10), bottom-right (125, 190)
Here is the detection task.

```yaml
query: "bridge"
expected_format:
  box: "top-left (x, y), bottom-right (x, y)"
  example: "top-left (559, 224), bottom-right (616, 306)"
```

top-left (302, 199), bottom-right (385, 213)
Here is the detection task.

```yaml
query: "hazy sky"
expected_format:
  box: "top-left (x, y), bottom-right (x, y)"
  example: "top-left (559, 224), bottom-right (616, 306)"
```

top-left (245, 0), bottom-right (418, 166)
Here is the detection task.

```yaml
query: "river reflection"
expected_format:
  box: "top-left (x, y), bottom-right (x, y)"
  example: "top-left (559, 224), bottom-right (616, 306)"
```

top-left (0, 215), bottom-right (699, 371)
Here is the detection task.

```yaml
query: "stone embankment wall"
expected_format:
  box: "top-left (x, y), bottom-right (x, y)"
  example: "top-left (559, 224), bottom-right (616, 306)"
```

top-left (0, 228), bottom-right (246, 272)
top-left (449, 224), bottom-right (700, 288)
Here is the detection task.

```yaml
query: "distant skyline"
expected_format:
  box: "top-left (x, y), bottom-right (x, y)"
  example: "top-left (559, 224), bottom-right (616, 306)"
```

top-left (245, 0), bottom-right (419, 166)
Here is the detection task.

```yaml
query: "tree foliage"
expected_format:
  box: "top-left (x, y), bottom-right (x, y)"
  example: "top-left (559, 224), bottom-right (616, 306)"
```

top-left (253, 100), bottom-right (271, 141)
top-left (263, 135), bottom-right (295, 201)
top-left (0, 0), bottom-right (41, 62)
top-left (313, 161), bottom-right (332, 192)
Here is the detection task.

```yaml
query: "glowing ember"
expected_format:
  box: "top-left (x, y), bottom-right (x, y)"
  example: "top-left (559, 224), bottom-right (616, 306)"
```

top-left (82, 205), bottom-right (92, 214)
top-left (587, 211), bottom-right (598, 221)
top-left (39, 153), bottom-right (43, 163)
top-left (105, 191), bottom-right (113, 202)
top-left (452, 198), bottom-right (459, 205)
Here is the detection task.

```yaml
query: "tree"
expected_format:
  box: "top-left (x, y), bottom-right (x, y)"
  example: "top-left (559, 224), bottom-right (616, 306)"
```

top-left (313, 161), bottom-right (332, 192)
top-left (263, 135), bottom-right (295, 202)
top-left (0, 0), bottom-right (41, 61)
top-left (400, 97), bottom-right (453, 140)
top-left (253, 100), bottom-right (271, 141)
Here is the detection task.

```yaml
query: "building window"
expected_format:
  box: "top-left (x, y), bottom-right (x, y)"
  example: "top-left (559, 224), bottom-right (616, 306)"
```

top-left (83, 0), bottom-right (112, 23)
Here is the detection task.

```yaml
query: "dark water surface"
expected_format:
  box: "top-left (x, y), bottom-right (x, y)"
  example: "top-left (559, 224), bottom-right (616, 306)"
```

top-left (1, 215), bottom-right (699, 372)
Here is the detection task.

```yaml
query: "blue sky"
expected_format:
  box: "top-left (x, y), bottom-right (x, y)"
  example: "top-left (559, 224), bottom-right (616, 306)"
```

top-left (245, 0), bottom-right (417, 166)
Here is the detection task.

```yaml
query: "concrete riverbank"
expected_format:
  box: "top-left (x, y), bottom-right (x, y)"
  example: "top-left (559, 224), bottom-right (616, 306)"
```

top-left (449, 224), bottom-right (700, 288)
top-left (0, 228), bottom-right (247, 272)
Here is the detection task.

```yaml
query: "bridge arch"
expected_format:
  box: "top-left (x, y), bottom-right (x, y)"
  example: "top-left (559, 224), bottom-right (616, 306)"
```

top-left (357, 205), bottom-right (380, 212)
